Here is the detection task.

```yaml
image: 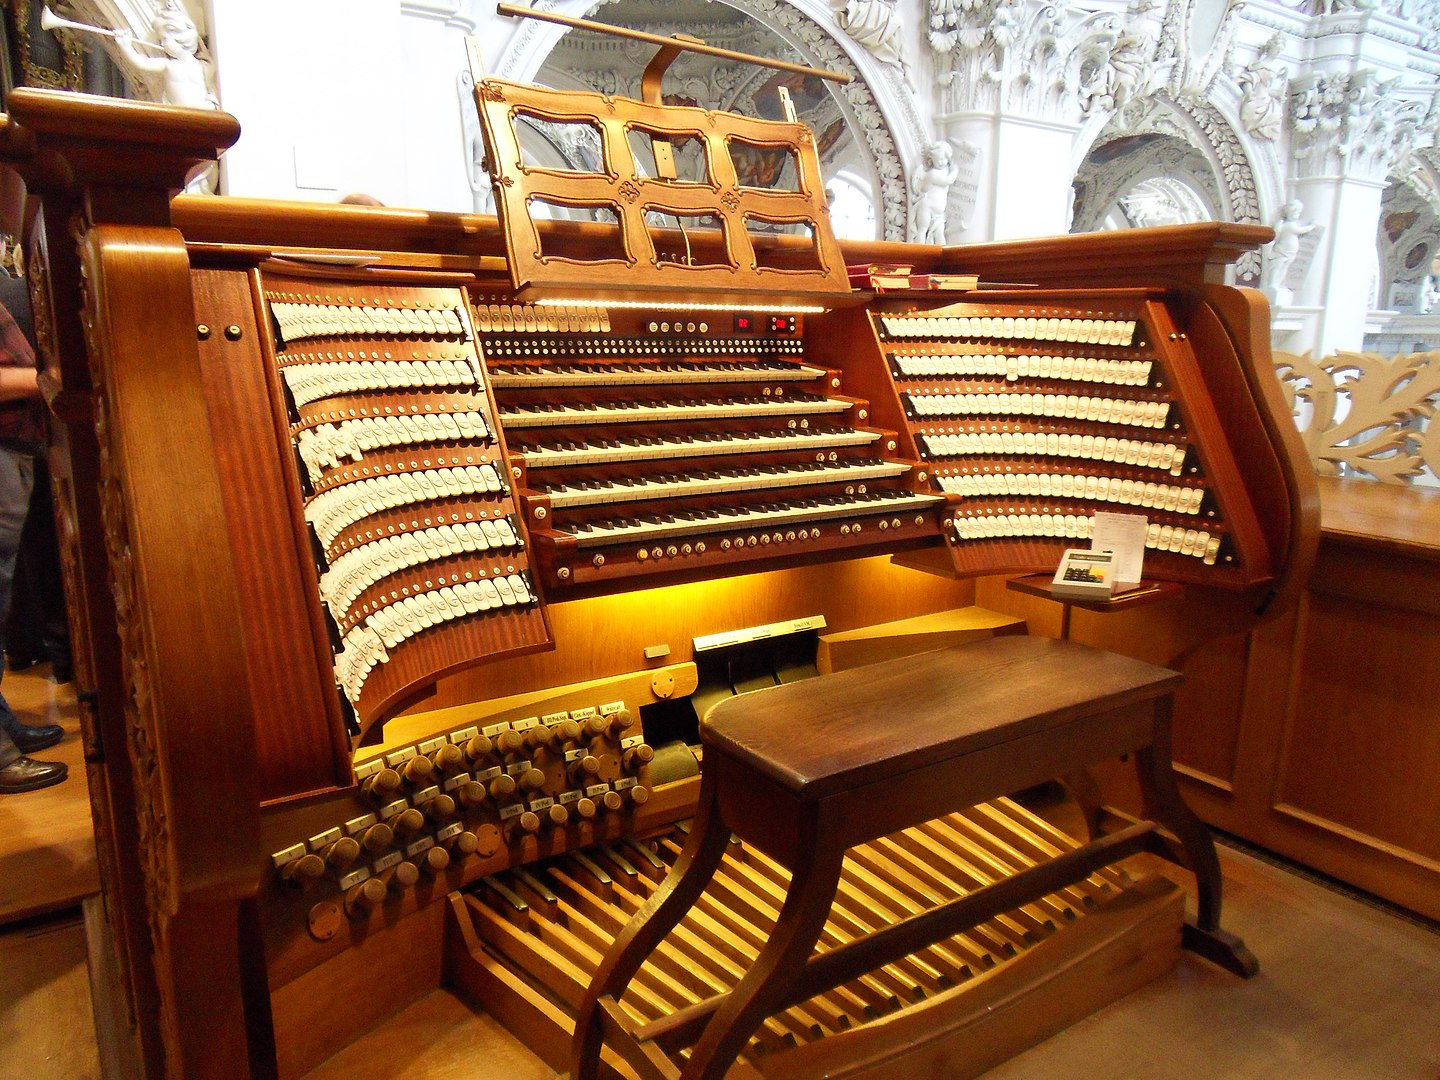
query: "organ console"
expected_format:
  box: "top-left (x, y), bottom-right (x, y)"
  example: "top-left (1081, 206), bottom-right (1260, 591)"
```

top-left (0, 74), bottom-right (1315, 1080)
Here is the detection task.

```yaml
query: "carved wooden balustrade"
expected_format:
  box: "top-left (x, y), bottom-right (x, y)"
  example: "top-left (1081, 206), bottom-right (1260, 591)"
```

top-left (1274, 349), bottom-right (1440, 486)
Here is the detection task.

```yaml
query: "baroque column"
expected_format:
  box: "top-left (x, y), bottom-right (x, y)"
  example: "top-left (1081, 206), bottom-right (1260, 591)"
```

top-left (1283, 11), bottom-right (1435, 354)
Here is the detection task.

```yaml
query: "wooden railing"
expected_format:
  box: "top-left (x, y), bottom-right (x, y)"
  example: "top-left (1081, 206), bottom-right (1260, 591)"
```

top-left (1275, 349), bottom-right (1440, 485)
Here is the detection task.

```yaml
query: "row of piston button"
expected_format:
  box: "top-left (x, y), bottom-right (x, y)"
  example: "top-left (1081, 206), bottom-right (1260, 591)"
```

top-left (272, 705), bottom-right (653, 918)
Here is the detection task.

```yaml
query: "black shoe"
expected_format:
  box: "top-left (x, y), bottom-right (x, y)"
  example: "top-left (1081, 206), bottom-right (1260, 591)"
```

top-left (3, 721), bottom-right (64, 754)
top-left (0, 755), bottom-right (68, 793)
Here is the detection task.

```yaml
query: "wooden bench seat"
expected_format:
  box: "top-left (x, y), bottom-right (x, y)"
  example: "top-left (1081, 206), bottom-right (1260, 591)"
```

top-left (572, 635), bottom-right (1256, 1080)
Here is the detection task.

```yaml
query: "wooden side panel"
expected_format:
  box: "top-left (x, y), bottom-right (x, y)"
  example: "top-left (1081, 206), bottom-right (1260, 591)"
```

top-left (81, 225), bottom-right (266, 1078)
top-left (190, 267), bottom-right (352, 801)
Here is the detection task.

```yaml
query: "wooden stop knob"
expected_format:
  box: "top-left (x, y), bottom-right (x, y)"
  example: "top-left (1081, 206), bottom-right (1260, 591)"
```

top-left (390, 861), bottom-right (420, 890)
top-left (392, 808), bottom-right (425, 836)
top-left (424, 793), bottom-right (457, 820)
top-left (600, 790), bottom-right (624, 813)
top-left (496, 729), bottom-right (525, 755)
top-left (488, 773), bottom-right (517, 799)
top-left (465, 734), bottom-right (493, 762)
top-left (573, 797), bottom-right (597, 820)
top-left (582, 714), bottom-right (608, 738)
top-left (430, 744), bottom-right (463, 771)
top-left (507, 810), bottom-right (540, 840)
top-left (568, 754), bottom-right (600, 782)
top-left (542, 803), bottom-right (569, 829)
top-left (623, 744), bottom-right (655, 771)
top-left (401, 756), bottom-right (435, 784)
top-left (281, 853), bottom-right (325, 884)
top-left (325, 837), bottom-right (361, 869)
top-left (423, 846), bottom-right (451, 874)
top-left (344, 876), bottom-right (387, 917)
top-left (519, 767), bottom-right (546, 792)
top-left (362, 768), bottom-right (401, 800)
top-left (457, 779), bottom-right (487, 807)
top-left (606, 708), bottom-right (635, 737)
top-left (361, 822), bottom-right (394, 852)
top-left (627, 785), bottom-right (651, 807)
top-left (450, 830), bottom-right (479, 855)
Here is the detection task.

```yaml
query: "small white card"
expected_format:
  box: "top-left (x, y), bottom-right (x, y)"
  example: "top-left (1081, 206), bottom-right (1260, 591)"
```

top-left (1091, 512), bottom-right (1148, 586)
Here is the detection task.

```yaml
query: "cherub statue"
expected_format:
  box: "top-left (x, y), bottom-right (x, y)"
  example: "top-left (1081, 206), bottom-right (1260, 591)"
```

top-left (912, 141), bottom-right (958, 245)
top-left (1263, 200), bottom-right (1317, 302)
top-left (114, 1), bottom-right (218, 111)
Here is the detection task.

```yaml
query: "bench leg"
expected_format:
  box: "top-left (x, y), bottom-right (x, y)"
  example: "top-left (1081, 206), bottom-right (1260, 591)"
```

top-left (1135, 698), bottom-right (1258, 979)
top-left (1061, 767), bottom-right (1105, 840)
top-left (680, 841), bottom-right (848, 1080)
top-left (572, 769), bottom-right (733, 1080)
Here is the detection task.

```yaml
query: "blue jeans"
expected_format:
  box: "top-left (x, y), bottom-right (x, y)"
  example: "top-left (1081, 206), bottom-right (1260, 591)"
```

top-left (0, 446), bottom-right (35, 763)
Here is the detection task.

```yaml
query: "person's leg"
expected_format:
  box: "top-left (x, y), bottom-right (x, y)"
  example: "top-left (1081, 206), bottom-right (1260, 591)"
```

top-left (0, 448), bottom-right (61, 752)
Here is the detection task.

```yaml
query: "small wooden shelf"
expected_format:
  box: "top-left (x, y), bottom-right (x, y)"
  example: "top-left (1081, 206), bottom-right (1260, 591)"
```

top-left (1005, 574), bottom-right (1184, 613)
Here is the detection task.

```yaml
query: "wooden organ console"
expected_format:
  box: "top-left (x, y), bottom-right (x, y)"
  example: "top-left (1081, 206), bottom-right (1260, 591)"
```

top-left (0, 84), bottom-right (1317, 1080)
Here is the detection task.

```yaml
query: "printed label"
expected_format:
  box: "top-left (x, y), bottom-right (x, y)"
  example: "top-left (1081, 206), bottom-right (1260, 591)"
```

top-left (306, 828), bottom-right (342, 851)
top-left (271, 843), bottom-right (306, 868)
top-left (344, 813), bottom-right (379, 835)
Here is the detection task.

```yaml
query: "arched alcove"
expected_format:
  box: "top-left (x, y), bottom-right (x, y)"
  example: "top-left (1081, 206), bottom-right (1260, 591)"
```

top-left (1071, 93), bottom-right (1263, 282)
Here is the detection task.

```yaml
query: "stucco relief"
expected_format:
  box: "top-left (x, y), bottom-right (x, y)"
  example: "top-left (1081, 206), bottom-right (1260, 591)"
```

top-left (1291, 70), bottom-right (1431, 182)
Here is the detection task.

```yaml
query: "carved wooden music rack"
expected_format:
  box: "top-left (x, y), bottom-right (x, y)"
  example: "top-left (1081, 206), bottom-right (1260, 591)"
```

top-left (466, 32), bottom-right (851, 306)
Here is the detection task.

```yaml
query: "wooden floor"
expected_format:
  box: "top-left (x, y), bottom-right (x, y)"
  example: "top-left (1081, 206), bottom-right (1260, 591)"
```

top-left (0, 666), bottom-right (96, 922)
top-left (1, 665), bottom-right (1436, 1079)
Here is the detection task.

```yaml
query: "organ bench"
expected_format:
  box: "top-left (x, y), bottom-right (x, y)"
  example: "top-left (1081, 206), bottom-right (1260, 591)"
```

top-left (574, 635), bottom-right (1250, 1080)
